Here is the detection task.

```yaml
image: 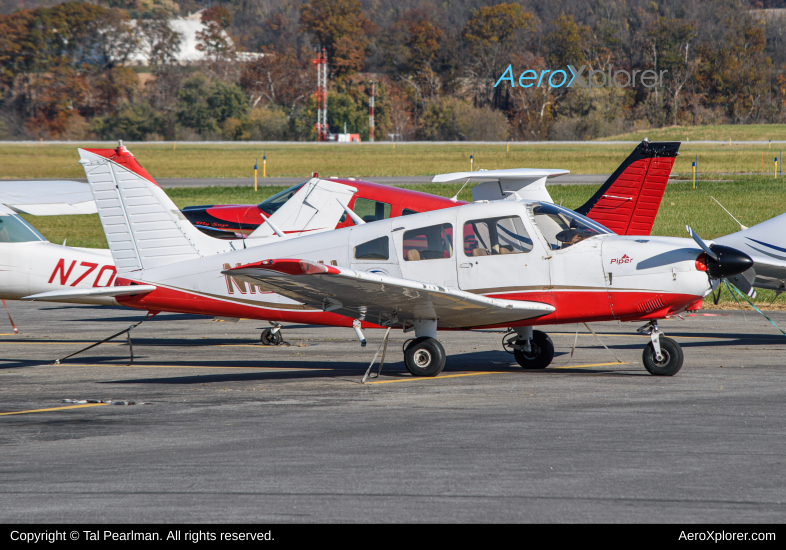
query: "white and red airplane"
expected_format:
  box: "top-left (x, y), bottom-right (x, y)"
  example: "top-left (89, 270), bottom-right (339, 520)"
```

top-left (8, 140), bottom-right (679, 343)
top-left (24, 144), bottom-right (752, 377)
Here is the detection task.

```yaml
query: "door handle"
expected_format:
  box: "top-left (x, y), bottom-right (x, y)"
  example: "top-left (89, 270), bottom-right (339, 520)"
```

top-left (459, 263), bottom-right (472, 268)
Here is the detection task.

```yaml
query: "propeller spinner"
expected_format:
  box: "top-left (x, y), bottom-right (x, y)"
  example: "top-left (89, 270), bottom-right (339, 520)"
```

top-left (687, 226), bottom-right (755, 294)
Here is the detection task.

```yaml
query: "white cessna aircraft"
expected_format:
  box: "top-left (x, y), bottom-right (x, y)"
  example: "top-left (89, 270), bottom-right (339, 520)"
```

top-left (42, 146), bottom-right (753, 378)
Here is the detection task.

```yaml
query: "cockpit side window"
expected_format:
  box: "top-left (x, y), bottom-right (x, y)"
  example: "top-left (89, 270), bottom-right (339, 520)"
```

top-left (0, 215), bottom-right (46, 243)
top-left (402, 223), bottom-right (453, 261)
top-left (531, 203), bottom-right (610, 250)
top-left (463, 216), bottom-right (533, 257)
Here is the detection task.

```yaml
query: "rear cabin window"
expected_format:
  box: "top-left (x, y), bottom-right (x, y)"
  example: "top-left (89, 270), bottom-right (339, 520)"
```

top-left (402, 223), bottom-right (453, 261)
top-left (354, 236), bottom-right (389, 260)
top-left (0, 215), bottom-right (45, 243)
top-left (463, 216), bottom-right (533, 257)
top-left (353, 198), bottom-right (391, 223)
top-left (402, 208), bottom-right (418, 216)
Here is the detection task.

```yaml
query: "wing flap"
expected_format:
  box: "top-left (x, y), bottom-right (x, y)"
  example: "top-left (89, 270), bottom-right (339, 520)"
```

top-left (224, 259), bottom-right (554, 329)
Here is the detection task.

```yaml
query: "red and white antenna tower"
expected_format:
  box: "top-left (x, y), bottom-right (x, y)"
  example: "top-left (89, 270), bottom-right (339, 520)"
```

top-left (313, 47), bottom-right (328, 141)
top-left (368, 81), bottom-right (375, 142)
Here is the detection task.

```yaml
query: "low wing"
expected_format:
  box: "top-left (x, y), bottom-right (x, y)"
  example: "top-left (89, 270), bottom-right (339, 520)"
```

top-left (224, 259), bottom-right (554, 329)
top-left (714, 213), bottom-right (786, 292)
top-left (23, 285), bottom-right (156, 302)
top-left (0, 180), bottom-right (97, 216)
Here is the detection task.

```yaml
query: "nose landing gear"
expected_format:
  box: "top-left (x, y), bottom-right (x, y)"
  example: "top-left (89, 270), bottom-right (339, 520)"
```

top-left (504, 327), bottom-right (555, 369)
top-left (260, 322), bottom-right (283, 346)
top-left (638, 321), bottom-right (683, 376)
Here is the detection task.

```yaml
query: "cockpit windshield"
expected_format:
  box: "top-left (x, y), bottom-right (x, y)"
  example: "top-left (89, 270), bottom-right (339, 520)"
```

top-left (0, 215), bottom-right (46, 243)
top-left (258, 184), bottom-right (305, 216)
top-left (530, 203), bottom-right (611, 250)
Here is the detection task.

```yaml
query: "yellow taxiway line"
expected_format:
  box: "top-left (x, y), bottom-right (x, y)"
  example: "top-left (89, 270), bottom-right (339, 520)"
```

top-left (48, 363), bottom-right (330, 371)
top-left (366, 372), bottom-right (504, 384)
top-left (0, 403), bottom-right (108, 416)
top-left (552, 362), bottom-right (630, 369)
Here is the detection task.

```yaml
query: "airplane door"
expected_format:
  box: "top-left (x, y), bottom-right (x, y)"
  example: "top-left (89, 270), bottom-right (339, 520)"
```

top-left (528, 202), bottom-right (614, 322)
top-left (456, 204), bottom-right (552, 298)
top-left (349, 221), bottom-right (401, 278)
top-left (392, 210), bottom-right (459, 287)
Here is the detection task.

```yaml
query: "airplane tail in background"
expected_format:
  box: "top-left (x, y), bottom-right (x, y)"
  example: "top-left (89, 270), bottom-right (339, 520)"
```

top-left (246, 178), bottom-right (357, 240)
top-left (78, 144), bottom-right (228, 275)
top-left (576, 140), bottom-right (681, 236)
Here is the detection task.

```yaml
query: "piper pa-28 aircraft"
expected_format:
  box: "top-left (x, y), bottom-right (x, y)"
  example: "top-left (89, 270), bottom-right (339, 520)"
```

top-left (11, 140), bottom-right (677, 344)
top-left (24, 142), bottom-right (753, 378)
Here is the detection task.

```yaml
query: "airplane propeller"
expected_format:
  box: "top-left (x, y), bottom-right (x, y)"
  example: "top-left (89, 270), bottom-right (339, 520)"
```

top-left (686, 225), bottom-right (756, 297)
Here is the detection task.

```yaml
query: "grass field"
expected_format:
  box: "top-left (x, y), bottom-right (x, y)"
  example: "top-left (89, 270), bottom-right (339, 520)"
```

top-left (599, 124), bottom-right (786, 142)
top-left (19, 175), bottom-right (786, 307)
top-left (1, 141), bottom-right (785, 179)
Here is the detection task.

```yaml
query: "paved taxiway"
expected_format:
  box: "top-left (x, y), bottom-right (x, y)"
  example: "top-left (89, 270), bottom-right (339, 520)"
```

top-left (2, 302), bottom-right (786, 522)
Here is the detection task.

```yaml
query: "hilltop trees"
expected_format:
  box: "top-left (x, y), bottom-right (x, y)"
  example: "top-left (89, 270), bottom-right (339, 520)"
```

top-left (1, 0), bottom-right (785, 141)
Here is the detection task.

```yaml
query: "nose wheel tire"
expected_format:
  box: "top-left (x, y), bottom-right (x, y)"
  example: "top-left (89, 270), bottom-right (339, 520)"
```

top-left (513, 330), bottom-right (554, 369)
top-left (404, 337), bottom-right (446, 377)
top-left (642, 336), bottom-right (683, 376)
top-left (260, 328), bottom-right (282, 346)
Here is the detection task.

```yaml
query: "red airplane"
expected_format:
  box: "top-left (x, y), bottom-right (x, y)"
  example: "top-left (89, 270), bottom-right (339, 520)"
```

top-left (180, 139), bottom-right (680, 239)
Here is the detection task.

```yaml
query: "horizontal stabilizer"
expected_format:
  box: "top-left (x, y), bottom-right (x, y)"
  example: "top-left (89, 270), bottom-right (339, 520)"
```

top-left (247, 178), bottom-right (357, 240)
top-left (23, 285), bottom-right (156, 301)
top-left (224, 259), bottom-right (554, 329)
top-left (432, 169), bottom-right (569, 203)
top-left (0, 180), bottom-right (97, 216)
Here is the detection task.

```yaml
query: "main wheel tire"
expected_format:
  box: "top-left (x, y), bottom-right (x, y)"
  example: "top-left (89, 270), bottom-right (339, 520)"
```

top-left (513, 330), bottom-right (554, 369)
top-left (260, 328), bottom-right (282, 346)
top-left (404, 337), bottom-right (446, 377)
top-left (642, 336), bottom-right (683, 376)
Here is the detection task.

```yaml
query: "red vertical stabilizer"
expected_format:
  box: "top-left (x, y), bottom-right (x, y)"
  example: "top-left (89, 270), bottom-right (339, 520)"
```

top-left (576, 141), bottom-right (680, 236)
top-left (82, 142), bottom-right (158, 186)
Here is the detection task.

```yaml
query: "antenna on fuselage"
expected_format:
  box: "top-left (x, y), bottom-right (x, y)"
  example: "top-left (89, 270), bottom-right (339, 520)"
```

top-left (450, 179), bottom-right (471, 202)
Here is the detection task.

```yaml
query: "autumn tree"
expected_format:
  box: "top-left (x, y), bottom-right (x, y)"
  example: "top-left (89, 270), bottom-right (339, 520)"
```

top-left (648, 17), bottom-right (698, 126)
top-left (299, 0), bottom-right (374, 80)
top-left (239, 47), bottom-right (313, 116)
top-left (138, 11), bottom-right (182, 69)
top-left (384, 10), bottom-right (445, 116)
top-left (462, 3), bottom-right (535, 108)
top-left (196, 5), bottom-right (236, 61)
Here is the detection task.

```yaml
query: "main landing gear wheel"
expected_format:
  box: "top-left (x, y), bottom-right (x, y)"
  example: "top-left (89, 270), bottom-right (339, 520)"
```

top-left (260, 328), bottom-right (282, 346)
top-left (513, 330), bottom-right (554, 369)
top-left (404, 337), bottom-right (446, 377)
top-left (642, 336), bottom-right (683, 376)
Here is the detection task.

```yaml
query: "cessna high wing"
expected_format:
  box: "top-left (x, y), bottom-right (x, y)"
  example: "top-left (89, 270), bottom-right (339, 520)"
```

top-left (50, 145), bottom-right (753, 378)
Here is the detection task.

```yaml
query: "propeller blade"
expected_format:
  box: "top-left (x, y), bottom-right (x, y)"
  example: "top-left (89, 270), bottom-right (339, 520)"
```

top-left (686, 225), bottom-right (718, 261)
top-left (727, 268), bottom-right (757, 299)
